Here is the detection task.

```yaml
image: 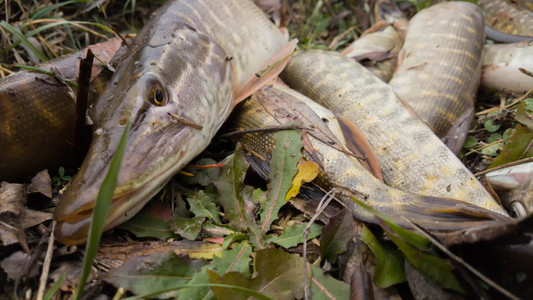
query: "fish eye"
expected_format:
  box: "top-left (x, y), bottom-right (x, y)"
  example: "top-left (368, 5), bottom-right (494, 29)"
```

top-left (149, 83), bottom-right (167, 106)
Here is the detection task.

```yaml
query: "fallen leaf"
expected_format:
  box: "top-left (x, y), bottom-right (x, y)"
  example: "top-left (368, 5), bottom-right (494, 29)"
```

top-left (105, 252), bottom-right (207, 299)
top-left (180, 158), bottom-right (223, 186)
top-left (320, 208), bottom-right (355, 264)
top-left (266, 222), bottom-right (321, 248)
top-left (28, 169), bottom-right (52, 198)
top-left (405, 261), bottom-right (462, 300)
top-left (286, 159), bottom-right (320, 200)
top-left (180, 241), bottom-right (253, 299)
top-left (208, 248), bottom-right (309, 300)
top-left (0, 182), bottom-right (26, 216)
top-left (1, 251), bottom-right (35, 280)
top-left (490, 124), bottom-right (533, 168)
top-left (187, 190), bottom-right (221, 224)
top-left (169, 216), bottom-right (205, 240)
top-left (310, 264), bottom-right (350, 300)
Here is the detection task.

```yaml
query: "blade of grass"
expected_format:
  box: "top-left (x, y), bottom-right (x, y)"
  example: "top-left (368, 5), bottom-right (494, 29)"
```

top-left (73, 121), bottom-right (131, 300)
top-left (30, 0), bottom-right (79, 19)
top-left (44, 272), bottom-right (65, 300)
top-left (0, 21), bottom-right (48, 61)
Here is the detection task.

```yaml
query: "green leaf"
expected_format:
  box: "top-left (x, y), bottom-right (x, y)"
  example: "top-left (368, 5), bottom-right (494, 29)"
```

top-left (503, 128), bottom-right (514, 142)
top-left (187, 190), bottom-right (221, 223)
top-left (320, 209), bottom-right (354, 264)
top-left (524, 98), bottom-right (533, 112)
top-left (169, 217), bottom-right (205, 240)
top-left (310, 265), bottom-right (350, 300)
top-left (202, 222), bottom-right (238, 237)
top-left (488, 133), bottom-right (502, 143)
top-left (480, 142), bottom-right (503, 156)
top-left (180, 241), bottom-right (253, 300)
top-left (516, 101), bottom-right (533, 129)
top-left (462, 135), bottom-right (478, 149)
top-left (484, 118), bottom-right (501, 132)
top-left (361, 225), bottom-right (406, 287)
top-left (259, 128), bottom-right (302, 232)
top-left (74, 122), bottom-right (131, 300)
top-left (386, 232), bottom-right (467, 294)
top-left (208, 248), bottom-right (308, 300)
top-left (105, 252), bottom-right (207, 299)
top-left (490, 124), bottom-right (533, 168)
top-left (213, 143), bottom-right (252, 229)
top-left (266, 222), bottom-right (321, 249)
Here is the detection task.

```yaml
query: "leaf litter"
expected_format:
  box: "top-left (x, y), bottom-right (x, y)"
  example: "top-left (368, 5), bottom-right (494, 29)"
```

top-left (1, 0), bottom-right (532, 299)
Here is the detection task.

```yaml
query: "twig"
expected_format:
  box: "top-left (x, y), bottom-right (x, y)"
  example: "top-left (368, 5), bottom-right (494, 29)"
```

top-left (404, 218), bottom-right (520, 300)
top-left (474, 157), bottom-right (533, 177)
top-left (303, 188), bottom-right (339, 300)
top-left (36, 221), bottom-right (56, 300)
top-left (476, 90), bottom-right (533, 116)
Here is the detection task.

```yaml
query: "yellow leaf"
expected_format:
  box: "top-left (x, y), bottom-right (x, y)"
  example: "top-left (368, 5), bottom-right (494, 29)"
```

top-left (175, 242), bottom-right (223, 260)
top-left (286, 159), bottom-right (320, 200)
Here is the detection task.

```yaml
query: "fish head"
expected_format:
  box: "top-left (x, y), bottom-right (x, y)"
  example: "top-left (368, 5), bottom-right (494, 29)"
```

top-left (54, 22), bottom-right (233, 244)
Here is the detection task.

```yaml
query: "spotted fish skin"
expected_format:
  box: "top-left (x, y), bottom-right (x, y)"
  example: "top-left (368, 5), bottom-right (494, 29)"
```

top-left (54, 0), bottom-right (287, 244)
top-left (479, 0), bottom-right (533, 37)
top-left (388, 2), bottom-right (484, 153)
top-left (280, 50), bottom-right (508, 216)
top-left (482, 41), bottom-right (533, 93)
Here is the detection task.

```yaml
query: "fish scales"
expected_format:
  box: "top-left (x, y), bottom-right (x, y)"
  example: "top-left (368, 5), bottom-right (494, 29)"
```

top-left (388, 2), bottom-right (484, 153)
top-left (232, 85), bottom-right (509, 229)
top-left (479, 0), bottom-right (533, 37)
top-left (54, 0), bottom-right (287, 244)
top-left (280, 50), bottom-right (507, 215)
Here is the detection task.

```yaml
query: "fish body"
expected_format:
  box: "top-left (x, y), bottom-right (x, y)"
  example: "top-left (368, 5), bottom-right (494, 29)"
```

top-left (232, 85), bottom-right (510, 229)
top-left (389, 1), bottom-right (484, 153)
top-left (342, 0), bottom-right (407, 82)
top-left (482, 41), bottom-right (533, 93)
top-left (0, 39), bottom-right (122, 181)
top-left (54, 0), bottom-right (288, 244)
top-left (479, 0), bottom-right (533, 37)
top-left (280, 50), bottom-right (508, 216)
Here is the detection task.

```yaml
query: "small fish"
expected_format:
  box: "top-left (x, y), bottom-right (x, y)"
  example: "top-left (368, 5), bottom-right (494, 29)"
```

top-left (231, 85), bottom-right (510, 229)
top-left (481, 41), bottom-right (533, 93)
top-left (485, 162), bottom-right (533, 217)
top-left (280, 50), bottom-right (508, 216)
top-left (389, 1), bottom-right (484, 153)
top-left (54, 0), bottom-right (292, 244)
top-left (0, 38), bottom-right (123, 181)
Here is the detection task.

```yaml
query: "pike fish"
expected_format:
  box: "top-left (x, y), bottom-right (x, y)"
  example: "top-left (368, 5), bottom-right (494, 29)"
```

top-left (0, 38), bottom-right (122, 181)
top-left (481, 41), bottom-right (533, 93)
top-left (280, 50), bottom-right (508, 216)
top-left (342, 0), bottom-right (407, 82)
top-left (388, 1), bottom-right (484, 154)
top-left (478, 0), bottom-right (533, 39)
top-left (54, 0), bottom-right (291, 244)
top-left (232, 85), bottom-right (510, 229)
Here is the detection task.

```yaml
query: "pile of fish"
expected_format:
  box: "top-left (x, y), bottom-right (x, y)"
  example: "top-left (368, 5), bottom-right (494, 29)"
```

top-left (1, 0), bottom-right (533, 244)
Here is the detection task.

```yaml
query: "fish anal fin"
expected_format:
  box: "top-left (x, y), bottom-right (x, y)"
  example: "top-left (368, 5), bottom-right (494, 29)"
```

top-left (335, 113), bottom-right (383, 182)
top-left (232, 39), bottom-right (298, 107)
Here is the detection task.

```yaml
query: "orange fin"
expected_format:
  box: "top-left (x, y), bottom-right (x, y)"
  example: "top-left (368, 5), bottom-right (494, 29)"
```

top-left (335, 113), bottom-right (383, 182)
top-left (232, 39), bottom-right (298, 107)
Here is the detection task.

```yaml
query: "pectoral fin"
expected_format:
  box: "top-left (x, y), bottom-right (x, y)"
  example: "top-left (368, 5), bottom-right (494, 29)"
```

top-left (232, 39), bottom-right (298, 107)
